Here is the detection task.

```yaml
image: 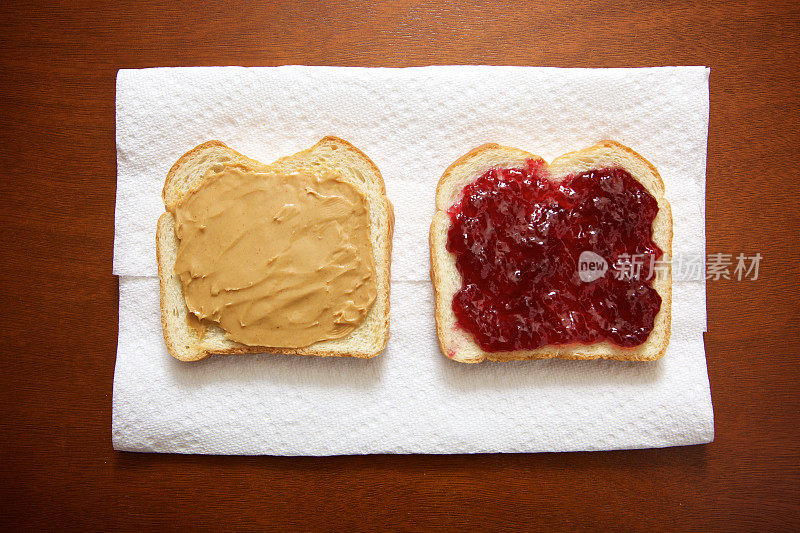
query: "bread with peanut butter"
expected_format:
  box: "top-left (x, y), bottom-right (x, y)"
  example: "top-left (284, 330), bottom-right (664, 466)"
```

top-left (430, 141), bottom-right (672, 363)
top-left (157, 136), bottom-right (393, 361)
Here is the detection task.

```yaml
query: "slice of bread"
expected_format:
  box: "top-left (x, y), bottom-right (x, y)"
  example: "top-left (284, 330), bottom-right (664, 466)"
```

top-left (430, 140), bottom-right (672, 364)
top-left (157, 136), bottom-right (393, 362)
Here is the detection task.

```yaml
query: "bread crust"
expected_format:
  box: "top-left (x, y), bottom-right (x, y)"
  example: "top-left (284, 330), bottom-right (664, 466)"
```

top-left (430, 140), bottom-right (672, 363)
top-left (158, 137), bottom-right (393, 361)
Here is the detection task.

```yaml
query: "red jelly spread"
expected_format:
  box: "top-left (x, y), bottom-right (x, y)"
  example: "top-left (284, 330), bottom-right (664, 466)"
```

top-left (446, 160), bottom-right (662, 351)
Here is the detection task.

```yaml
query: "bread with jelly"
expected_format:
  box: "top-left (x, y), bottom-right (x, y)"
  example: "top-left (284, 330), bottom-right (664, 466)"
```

top-left (430, 140), bottom-right (672, 363)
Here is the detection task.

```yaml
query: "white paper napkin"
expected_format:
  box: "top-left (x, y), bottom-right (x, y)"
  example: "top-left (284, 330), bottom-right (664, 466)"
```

top-left (113, 66), bottom-right (713, 454)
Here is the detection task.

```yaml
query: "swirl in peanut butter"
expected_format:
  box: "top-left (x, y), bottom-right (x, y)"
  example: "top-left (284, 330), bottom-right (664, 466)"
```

top-left (170, 164), bottom-right (376, 348)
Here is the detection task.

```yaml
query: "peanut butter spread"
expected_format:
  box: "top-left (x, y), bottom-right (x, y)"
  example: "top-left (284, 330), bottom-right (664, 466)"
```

top-left (170, 164), bottom-right (377, 348)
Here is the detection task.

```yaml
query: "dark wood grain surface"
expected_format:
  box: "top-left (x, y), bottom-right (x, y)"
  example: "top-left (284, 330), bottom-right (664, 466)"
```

top-left (1, 0), bottom-right (798, 530)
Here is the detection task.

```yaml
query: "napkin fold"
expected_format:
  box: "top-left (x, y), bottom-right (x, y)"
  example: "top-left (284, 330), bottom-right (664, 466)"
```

top-left (113, 66), bottom-right (713, 454)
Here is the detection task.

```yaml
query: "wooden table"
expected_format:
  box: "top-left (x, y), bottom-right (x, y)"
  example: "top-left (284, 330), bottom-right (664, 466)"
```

top-left (2, 1), bottom-right (798, 530)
